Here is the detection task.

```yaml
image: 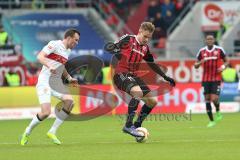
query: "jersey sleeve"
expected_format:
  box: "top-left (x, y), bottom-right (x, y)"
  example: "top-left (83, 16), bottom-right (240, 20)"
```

top-left (41, 41), bottom-right (57, 55)
top-left (114, 34), bottom-right (130, 44)
top-left (143, 46), bottom-right (154, 62)
top-left (219, 47), bottom-right (226, 59)
top-left (196, 49), bottom-right (202, 61)
top-left (114, 34), bottom-right (131, 50)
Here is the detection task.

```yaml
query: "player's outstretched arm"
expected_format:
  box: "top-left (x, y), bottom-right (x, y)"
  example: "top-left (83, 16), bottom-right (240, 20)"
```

top-left (147, 62), bottom-right (176, 87)
top-left (144, 54), bottom-right (175, 86)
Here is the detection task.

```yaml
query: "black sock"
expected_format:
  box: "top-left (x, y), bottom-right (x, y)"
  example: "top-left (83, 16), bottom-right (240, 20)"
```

top-left (62, 107), bottom-right (70, 115)
top-left (125, 98), bottom-right (139, 127)
top-left (134, 104), bottom-right (153, 128)
top-left (213, 101), bottom-right (220, 112)
top-left (206, 102), bottom-right (214, 121)
top-left (36, 114), bottom-right (43, 121)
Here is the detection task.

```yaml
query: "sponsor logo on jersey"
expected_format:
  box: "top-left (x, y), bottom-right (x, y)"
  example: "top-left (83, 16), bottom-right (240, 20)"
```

top-left (132, 49), bottom-right (144, 56)
top-left (214, 50), bottom-right (218, 55)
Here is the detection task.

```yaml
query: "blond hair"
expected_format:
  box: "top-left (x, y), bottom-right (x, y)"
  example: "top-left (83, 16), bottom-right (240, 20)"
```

top-left (139, 22), bottom-right (155, 33)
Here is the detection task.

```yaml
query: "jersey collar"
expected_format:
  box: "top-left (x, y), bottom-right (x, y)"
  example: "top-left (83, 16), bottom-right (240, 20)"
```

top-left (59, 40), bottom-right (67, 50)
top-left (134, 35), bottom-right (141, 45)
top-left (205, 45), bottom-right (216, 52)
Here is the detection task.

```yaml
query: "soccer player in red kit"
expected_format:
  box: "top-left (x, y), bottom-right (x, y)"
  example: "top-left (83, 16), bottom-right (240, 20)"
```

top-left (107, 22), bottom-right (175, 137)
top-left (194, 34), bottom-right (229, 128)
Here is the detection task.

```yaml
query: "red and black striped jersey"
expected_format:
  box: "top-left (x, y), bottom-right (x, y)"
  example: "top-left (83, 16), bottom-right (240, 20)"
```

top-left (196, 45), bottom-right (226, 82)
top-left (114, 34), bottom-right (152, 74)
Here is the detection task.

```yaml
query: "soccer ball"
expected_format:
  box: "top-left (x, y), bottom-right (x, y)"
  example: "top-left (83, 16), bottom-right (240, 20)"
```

top-left (135, 127), bottom-right (149, 143)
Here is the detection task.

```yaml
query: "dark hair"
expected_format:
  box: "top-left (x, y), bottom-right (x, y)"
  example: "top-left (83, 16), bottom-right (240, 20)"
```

top-left (64, 28), bottom-right (80, 38)
top-left (205, 33), bottom-right (215, 38)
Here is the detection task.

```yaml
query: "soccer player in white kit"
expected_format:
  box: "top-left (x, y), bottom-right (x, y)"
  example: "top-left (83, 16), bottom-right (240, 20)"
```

top-left (20, 28), bottom-right (80, 145)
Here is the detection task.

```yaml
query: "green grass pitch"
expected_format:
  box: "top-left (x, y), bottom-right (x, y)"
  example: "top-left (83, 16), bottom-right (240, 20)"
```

top-left (0, 113), bottom-right (240, 160)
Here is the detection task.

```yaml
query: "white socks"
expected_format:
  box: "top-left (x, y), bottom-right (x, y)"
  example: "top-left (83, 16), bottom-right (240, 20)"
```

top-left (48, 110), bottom-right (69, 135)
top-left (25, 110), bottom-right (69, 136)
top-left (25, 115), bottom-right (41, 135)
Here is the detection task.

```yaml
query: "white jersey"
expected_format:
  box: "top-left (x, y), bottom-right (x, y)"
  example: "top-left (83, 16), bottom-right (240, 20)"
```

top-left (37, 40), bottom-right (71, 86)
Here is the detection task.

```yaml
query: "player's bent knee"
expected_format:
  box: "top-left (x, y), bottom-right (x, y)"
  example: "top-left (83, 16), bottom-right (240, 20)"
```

top-left (205, 97), bottom-right (211, 102)
top-left (146, 98), bottom-right (157, 108)
top-left (213, 98), bottom-right (219, 104)
top-left (68, 102), bottom-right (74, 112)
top-left (40, 110), bottom-right (51, 119)
top-left (130, 87), bottom-right (143, 99)
top-left (150, 99), bottom-right (157, 108)
top-left (131, 93), bottom-right (143, 99)
top-left (40, 103), bottom-right (51, 119)
top-left (65, 99), bottom-right (74, 105)
top-left (63, 99), bottom-right (74, 112)
top-left (132, 92), bottom-right (143, 99)
top-left (43, 113), bottom-right (51, 118)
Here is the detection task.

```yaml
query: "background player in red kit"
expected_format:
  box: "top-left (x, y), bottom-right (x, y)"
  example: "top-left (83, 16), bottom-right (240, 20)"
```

top-left (108, 22), bottom-right (175, 137)
top-left (194, 34), bottom-right (229, 128)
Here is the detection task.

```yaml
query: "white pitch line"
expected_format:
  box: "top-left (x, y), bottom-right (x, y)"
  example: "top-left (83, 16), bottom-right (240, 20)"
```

top-left (0, 142), bottom-right (18, 145)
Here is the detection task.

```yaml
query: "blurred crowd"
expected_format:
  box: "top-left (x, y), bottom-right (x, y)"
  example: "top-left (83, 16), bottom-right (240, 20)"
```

top-left (99, 0), bottom-right (194, 48)
top-left (148, 0), bottom-right (195, 46)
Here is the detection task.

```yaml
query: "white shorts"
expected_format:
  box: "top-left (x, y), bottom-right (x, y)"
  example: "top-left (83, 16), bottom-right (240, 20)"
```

top-left (36, 83), bottom-right (70, 104)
